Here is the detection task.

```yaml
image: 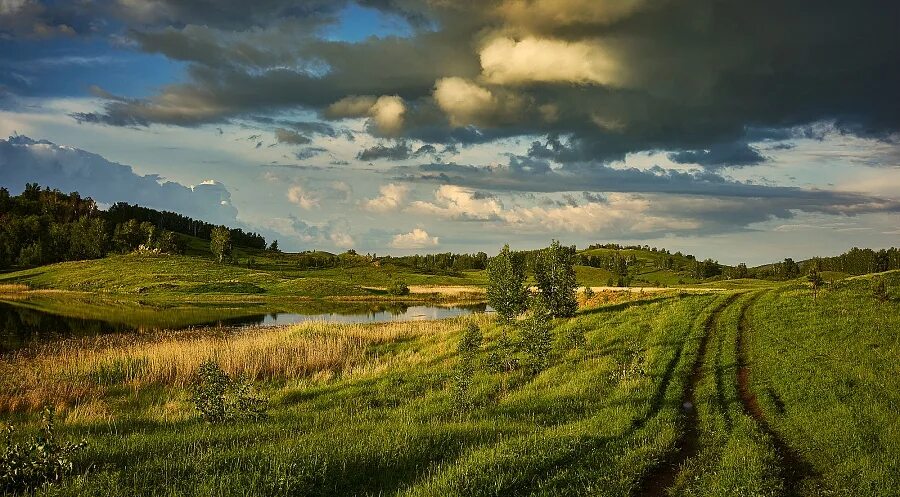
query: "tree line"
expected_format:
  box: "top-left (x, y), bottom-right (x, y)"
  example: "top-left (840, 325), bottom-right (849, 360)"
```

top-left (104, 202), bottom-right (266, 250)
top-left (0, 184), bottom-right (264, 270)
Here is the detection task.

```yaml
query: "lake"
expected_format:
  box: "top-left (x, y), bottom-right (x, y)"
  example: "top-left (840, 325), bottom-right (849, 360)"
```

top-left (0, 299), bottom-right (491, 352)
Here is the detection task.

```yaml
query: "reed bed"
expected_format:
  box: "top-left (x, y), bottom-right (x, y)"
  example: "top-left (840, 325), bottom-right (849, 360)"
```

top-left (0, 318), bottom-right (464, 412)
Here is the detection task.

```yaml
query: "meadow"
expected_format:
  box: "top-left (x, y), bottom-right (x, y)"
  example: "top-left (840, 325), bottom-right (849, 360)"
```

top-left (0, 271), bottom-right (896, 496)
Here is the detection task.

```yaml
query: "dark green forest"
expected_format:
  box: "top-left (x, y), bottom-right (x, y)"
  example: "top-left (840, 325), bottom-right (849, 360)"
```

top-left (0, 184), bottom-right (266, 270)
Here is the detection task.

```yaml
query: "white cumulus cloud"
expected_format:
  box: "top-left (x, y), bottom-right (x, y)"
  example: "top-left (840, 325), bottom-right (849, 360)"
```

top-left (361, 183), bottom-right (410, 212)
top-left (390, 228), bottom-right (439, 249)
top-left (286, 185), bottom-right (320, 210)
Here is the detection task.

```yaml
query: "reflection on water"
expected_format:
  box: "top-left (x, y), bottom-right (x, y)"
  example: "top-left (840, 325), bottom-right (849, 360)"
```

top-left (0, 299), bottom-right (490, 352)
top-left (258, 303), bottom-right (490, 326)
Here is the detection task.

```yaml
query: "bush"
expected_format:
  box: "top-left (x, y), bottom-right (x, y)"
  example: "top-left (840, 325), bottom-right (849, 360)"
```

top-left (582, 286), bottom-right (595, 300)
top-left (1, 407), bottom-right (86, 494)
top-left (518, 296), bottom-right (553, 374)
top-left (192, 360), bottom-right (267, 423)
top-left (873, 279), bottom-right (888, 302)
top-left (453, 323), bottom-right (483, 411)
top-left (387, 280), bottom-right (410, 296)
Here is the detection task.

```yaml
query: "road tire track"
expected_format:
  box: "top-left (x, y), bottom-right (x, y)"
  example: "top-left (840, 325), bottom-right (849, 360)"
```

top-left (736, 295), bottom-right (819, 497)
top-left (634, 294), bottom-right (739, 497)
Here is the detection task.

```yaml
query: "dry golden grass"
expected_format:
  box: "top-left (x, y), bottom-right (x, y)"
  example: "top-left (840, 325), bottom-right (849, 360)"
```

top-left (0, 318), bottom-right (467, 413)
top-left (0, 283), bottom-right (29, 295)
top-left (577, 289), bottom-right (663, 309)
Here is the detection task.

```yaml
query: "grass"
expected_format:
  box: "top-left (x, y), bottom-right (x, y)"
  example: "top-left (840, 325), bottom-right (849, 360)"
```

top-left (0, 292), bottom-right (727, 495)
top-left (0, 245), bottom-right (746, 305)
top-left (0, 272), bottom-right (897, 496)
top-left (744, 271), bottom-right (900, 495)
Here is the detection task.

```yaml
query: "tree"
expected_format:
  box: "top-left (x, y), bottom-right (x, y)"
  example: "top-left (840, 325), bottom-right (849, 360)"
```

top-left (210, 226), bottom-right (232, 263)
top-left (533, 240), bottom-right (578, 318)
top-left (518, 295), bottom-right (553, 374)
top-left (486, 244), bottom-right (528, 323)
top-left (155, 230), bottom-right (178, 254)
top-left (807, 268), bottom-right (823, 298)
top-left (268, 239), bottom-right (280, 252)
top-left (387, 280), bottom-right (410, 296)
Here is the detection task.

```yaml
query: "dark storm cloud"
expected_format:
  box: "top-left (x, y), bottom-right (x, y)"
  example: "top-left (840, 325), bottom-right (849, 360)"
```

top-left (0, 135), bottom-right (239, 225)
top-left (43, 0), bottom-right (900, 172)
top-left (294, 147), bottom-right (327, 160)
top-left (667, 142), bottom-right (767, 170)
top-left (357, 141), bottom-right (411, 161)
top-left (356, 141), bottom-right (442, 161)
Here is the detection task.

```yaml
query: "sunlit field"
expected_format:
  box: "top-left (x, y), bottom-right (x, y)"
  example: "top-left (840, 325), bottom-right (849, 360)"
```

top-left (1, 272), bottom-right (896, 496)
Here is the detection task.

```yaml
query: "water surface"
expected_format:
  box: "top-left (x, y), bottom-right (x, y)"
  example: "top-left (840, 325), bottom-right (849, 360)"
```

top-left (0, 299), bottom-right (489, 352)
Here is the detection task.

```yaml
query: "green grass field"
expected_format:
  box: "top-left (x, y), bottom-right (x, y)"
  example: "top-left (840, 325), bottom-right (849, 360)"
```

top-left (0, 271), bottom-right (896, 496)
top-left (0, 243), bottom-right (767, 303)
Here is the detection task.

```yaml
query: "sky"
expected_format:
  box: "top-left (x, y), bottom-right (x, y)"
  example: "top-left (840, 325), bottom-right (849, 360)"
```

top-left (0, 0), bottom-right (898, 265)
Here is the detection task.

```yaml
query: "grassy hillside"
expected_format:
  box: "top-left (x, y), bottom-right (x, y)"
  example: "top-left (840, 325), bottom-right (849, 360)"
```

top-left (0, 272), bottom-right (895, 495)
top-left (579, 246), bottom-right (705, 285)
top-left (0, 254), bottom-right (371, 299)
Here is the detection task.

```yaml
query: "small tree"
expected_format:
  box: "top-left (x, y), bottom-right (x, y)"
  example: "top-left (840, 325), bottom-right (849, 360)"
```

top-left (533, 240), bottom-right (578, 318)
top-left (873, 279), bottom-right (888, 302)
top-left (155, 230), bottom-right (178, 254)
top-left (807, 269), bottom-right (824, 298)
top-left (268, 240), bottom-right (280, 252)
top-left (1, 407), bottom-right (86, 494)
top-left (452, 323), bottom-right (483, 411)
top-left (518, 296), bottom-right (553, 374)
top-left (210, 226), bottom-right (232, 263)
top-left (486, 244), bottom-right (528, 323)
top-left (387, 280), bottom-right (410, 296)
top-left (192, 360), bottom-right (266, 423)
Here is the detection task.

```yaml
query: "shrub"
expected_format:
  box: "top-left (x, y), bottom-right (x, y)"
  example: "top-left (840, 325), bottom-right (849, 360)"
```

top-left (873, 279), bottom-right (888, 302)
top-left (583, 286), bottom-right (595, 300)
top-left (453, 323), bottom-right (483, 411)
top-left (518, 296), bottom-right (553, 374)
top-left (386, 280), bottom-right (410, 296)
top-left (458, 322), bottom-right (482, 357)
top-left (1, 407), bottom-right (86, 494)
top-left (192, 360), bottom-right (267, 423)
top-left (807, 269), bottom-right (824, 298)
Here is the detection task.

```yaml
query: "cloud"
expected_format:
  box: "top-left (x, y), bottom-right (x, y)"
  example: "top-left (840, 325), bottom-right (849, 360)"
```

top-left (494, 0), bottom-right (650, 32)
top-left (286, 185), bottom-right (319, 210)
top-left (55, 0), bottom-right (900, 174)
top-left (294, 146), bottom-right (327, 160)
top-left (357, 141), bottom-right (411, 161)
top-left (390, 228), bottom-right (439, 249)
top-left (361, 183), bottom-right (409, 212)
top-left (392, 157), bottom-right (900, 228)
top-left (0, 135), bottom-right (239, 225)
top-left (480, 37), bottom-right (622, 86)
top-left (368, 95), bottom-right (406, 135)
top-left (409, 185), bottom-right (505, 221)
top-left (668, 141), bottom-right (768, 169)
top-left (275, 128), bottom-right (312, 145)
top-left (325, 94), bottom-right (406, 136)
top-left (433, 77), bottom-right (497, 127)
top-left (325, 95), bottom-right (378, 119)
top-left (287, 215), bottom-right (355, 249)
top-left (356, 140), bottom-right (442, 161)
